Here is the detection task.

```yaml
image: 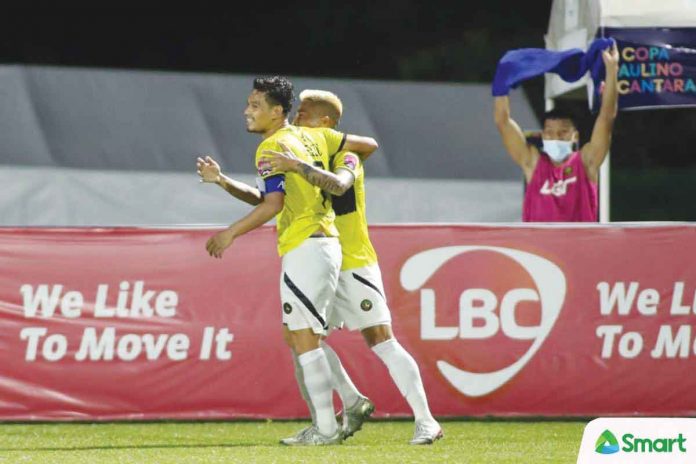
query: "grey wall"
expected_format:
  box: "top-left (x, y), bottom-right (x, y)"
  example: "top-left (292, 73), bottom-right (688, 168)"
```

top-left (0, 66), bottom-right (536, 224)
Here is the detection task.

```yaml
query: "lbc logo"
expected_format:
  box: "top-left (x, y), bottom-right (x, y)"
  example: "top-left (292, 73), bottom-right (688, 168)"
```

top-left (400, 246), bottom-right (566, 397)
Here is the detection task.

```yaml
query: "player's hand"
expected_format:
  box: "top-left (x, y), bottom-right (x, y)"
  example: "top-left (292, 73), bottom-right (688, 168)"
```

top-left (206, 229), bottom-right (235, 259)
top-left (260, 142), bottom-right (301, 173)
top-left (197, 155), bottom-right (222, 183)
top-left (602, 41), bottom-right (620, 73)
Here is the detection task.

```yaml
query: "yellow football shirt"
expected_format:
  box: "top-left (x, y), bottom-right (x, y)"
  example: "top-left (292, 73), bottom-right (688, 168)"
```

top-left (255, 125), bottom-right (344, 256)
top-left (330, 151), bottom-right (378, 270)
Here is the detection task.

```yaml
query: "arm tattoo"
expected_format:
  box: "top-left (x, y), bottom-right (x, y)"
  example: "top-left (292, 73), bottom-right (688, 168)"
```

top-left (299, 162), bottom-right (348, 196)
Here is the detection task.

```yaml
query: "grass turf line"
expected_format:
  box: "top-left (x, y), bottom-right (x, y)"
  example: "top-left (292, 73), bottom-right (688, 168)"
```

top-left (0, 420), bottom-right (586, 464)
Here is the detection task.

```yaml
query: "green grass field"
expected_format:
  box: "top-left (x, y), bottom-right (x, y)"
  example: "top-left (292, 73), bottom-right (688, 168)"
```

top-left (0, 420), bottom-right (586, 463)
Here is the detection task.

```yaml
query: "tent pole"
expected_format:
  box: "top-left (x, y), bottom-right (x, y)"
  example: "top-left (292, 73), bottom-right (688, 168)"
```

top-left (599, 152), bottom-right (610, 222)
top-left (545, 98), bottom-right (555, 112)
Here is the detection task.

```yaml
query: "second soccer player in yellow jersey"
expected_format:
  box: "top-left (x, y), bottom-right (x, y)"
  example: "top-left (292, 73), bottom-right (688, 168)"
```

top-left (262, 89), bottom-right (443, 445)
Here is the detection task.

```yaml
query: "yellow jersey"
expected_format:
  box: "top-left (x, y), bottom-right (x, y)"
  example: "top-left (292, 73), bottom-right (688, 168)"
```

top-left (255, 125), bottom-right (345, 256)
top-left (330, 151), bottom-right (378, 270)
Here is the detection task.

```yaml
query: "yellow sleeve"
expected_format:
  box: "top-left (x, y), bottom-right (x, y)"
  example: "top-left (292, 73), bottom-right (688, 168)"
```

top-left (255, 139), bottom-right (281, 180)
top-left (332, 151), bottom-right (360, 177)
top-left (318, 128), bottom-right (346, 155)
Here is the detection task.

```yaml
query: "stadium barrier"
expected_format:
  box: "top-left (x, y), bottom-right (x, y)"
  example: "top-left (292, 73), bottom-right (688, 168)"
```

top-left (1, 224), bottom-right (695, 420)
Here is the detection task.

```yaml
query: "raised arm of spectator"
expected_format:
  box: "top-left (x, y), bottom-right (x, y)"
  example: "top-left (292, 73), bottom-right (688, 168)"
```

top-left (494, 96), bottom-right (538, 180)
top-left (581, 43), bottom-right (619, 182)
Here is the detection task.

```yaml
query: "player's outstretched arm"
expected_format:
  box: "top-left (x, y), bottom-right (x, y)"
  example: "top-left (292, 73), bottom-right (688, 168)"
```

top-left (343, 134), bottom-right (379, 159)
top-left (205, 191), bottom-right (284, 258)
top-left (197, 155), bottom-right (263, 206)
top-left (493, 96), bottom-right (538, 178)
top-left (261, 143), bottom-right (355, 196)
top-left (582, 42), bottom-right (619, 182)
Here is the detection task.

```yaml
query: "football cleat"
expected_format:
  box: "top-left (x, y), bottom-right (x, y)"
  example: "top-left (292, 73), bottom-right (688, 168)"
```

top-left (341, 396), bottom-right (375, 439)
top-left (280, 426), bottom-right (343, 446)
top-left (279, 426), bottom-right (313, 446)
top-left (409, 420), bottom-right (444, 445)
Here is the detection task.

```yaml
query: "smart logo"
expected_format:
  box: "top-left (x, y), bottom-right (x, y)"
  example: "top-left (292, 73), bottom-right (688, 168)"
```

top-left (579, 419), bottom-right (694, 463)
top-left (594, 429), bottom-right (687, 455)
top-left (595, 430), bottom-right (620, 455)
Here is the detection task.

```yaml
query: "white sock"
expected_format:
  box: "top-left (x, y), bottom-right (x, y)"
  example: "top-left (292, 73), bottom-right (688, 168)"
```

top-left (372, 338), bottom-right (436, 424)
top-left (320, 341), bottom-right (362, 409)
top-left (292, 352), bottom-right (316, 425)
top-left (298, 348), bottom-right (338, 436)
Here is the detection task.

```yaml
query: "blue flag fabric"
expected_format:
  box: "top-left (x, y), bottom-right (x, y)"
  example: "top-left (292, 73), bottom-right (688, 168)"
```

top-left (492, 38), bottom-right (615, 96)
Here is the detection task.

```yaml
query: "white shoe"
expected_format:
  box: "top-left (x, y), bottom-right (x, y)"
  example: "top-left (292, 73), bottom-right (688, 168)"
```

top-left (409, 420), bottom-right (443, 445)
top-left (280, 426), bottom-right (343, 446)
top-left (279, 426), bottom-right (313, 445)
top-left (341, 396), bottom-right (375, 439)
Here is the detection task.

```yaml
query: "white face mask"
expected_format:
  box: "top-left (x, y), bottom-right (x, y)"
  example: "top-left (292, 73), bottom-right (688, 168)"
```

top-left (542, 140), bottom-right (574, 163)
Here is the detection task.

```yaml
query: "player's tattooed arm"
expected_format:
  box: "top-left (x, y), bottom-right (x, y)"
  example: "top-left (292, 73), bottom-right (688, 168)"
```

top-left (297, 162), bottom-right (355, 196)
top-left (197, 155), bottom-right (263, 206)
top-left (261, 142), bottom-right (355, 196)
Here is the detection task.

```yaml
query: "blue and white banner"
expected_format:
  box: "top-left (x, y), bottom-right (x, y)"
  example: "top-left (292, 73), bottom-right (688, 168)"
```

top-left (594, 28), bottom-right (696, 111)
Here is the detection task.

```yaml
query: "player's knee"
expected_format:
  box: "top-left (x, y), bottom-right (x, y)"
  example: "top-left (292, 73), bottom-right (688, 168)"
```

top-left (282, 325), bottom-right (293, 348)
top-left (362, 324), bottom-right (393, 347)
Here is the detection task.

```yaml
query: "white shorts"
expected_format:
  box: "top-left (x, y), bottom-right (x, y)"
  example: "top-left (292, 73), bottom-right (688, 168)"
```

top-left (328, 263), bottom-right (392, 331)
top-left (280, 237), bottom-right (341, 335)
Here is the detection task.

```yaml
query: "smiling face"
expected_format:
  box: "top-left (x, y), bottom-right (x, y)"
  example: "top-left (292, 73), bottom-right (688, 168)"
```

top-left (244, 89), bottom-right (280, 134)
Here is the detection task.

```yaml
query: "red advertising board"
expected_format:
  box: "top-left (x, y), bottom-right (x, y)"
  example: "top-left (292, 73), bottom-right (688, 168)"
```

top-left (1, 225), bottom-right (695, 420)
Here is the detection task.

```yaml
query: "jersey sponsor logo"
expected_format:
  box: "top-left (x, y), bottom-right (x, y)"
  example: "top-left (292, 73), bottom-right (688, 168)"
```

top-left (360, 299), bottom-right (373, 311)
top-left (400, 246), bottom-right (566, 397)
top-left (540, 177), bottom-right (577, 197)
top-left (343, 154), bottom-right (359, 171)
top-left (257, 160), bottom-right (272, 177)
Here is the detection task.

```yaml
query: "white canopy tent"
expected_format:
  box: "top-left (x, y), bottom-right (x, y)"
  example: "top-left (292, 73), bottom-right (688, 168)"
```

top-left (545, 0), bottom-right (696, 221)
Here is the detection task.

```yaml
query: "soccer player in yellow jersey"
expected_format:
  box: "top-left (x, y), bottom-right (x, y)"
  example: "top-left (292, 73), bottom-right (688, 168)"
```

top-left (262, 89), bottom-right (443, 445)
top-left (199, 77), bottom-right (378, 445)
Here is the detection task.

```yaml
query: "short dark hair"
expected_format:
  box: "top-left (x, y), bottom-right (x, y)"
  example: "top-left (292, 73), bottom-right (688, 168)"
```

top-left (543, 109), bottom-right (578, 130)
top-left (253, 76), bottom-right (294, 115)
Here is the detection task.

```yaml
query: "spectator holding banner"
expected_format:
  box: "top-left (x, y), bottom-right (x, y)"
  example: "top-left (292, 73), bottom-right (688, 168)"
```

top-left (493, 41), bottom-right (619, 222)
